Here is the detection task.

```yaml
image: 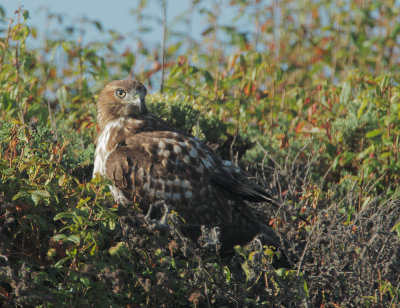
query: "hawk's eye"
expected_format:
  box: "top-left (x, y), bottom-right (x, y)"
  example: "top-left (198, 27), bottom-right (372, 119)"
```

top-left (115, 89), bottom-right (126, 98)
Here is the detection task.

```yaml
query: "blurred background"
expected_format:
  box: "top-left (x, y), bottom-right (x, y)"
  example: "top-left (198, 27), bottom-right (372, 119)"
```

top-left (3, 0), bottom-right (399, 93)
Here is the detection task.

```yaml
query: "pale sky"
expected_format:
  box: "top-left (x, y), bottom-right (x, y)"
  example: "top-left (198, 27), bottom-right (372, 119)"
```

top-left (1, 0), bottom-right (243, 49)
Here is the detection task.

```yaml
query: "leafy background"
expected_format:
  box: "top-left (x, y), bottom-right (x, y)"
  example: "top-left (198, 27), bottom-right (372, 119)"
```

top-left (1, 0), bottom-right (400, 306)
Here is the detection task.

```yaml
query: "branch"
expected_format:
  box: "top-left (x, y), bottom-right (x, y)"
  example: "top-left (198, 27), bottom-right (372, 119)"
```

top-left (160, 0), bottom-right (167, 93)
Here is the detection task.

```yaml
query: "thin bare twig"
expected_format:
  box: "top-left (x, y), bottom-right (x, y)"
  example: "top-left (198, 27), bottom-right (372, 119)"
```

top-left (78, 35), bottom-right (84, 95)
top-left (160, 0), bottom-right (167, 93)
top-left (0, 19), bottom-right (13, 73)
top-left (15, 8), bottom-right (24, 124)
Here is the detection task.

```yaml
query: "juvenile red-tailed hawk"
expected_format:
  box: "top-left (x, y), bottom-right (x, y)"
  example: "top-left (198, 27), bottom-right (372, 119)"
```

top-left (93, 80), bottom-right (286, 256)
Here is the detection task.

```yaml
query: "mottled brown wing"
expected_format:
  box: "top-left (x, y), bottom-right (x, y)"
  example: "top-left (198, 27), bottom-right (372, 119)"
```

top-left (212, 161), bottom-right (279, 205)
top-left (105, 130), bottom-right (237, 226)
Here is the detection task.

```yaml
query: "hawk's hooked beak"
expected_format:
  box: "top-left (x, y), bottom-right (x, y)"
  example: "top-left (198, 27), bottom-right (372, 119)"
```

top-left (121, 95), bottom-right (143, 116)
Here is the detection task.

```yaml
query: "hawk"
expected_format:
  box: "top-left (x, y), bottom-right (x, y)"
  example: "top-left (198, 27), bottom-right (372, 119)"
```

top-left (93, 80), bottom-right (286, 257)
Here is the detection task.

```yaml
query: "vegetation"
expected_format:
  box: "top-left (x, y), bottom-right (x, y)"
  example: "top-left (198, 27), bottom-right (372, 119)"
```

top-left (1, 0), bottom-right (400, 306)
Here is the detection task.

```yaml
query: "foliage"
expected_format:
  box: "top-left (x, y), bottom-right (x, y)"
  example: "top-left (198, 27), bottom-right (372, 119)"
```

top-left (0, 1), bottom-right (400, 306)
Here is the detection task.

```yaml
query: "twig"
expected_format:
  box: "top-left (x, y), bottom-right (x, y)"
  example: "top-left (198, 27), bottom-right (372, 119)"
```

top-left (0, 18), bottom-right (13, 73)
top-left (255, 140), bottom-right (311, 225)
top-left (78, 35), bottom-right (84, 95)
top-left (160, 0), bottom-right (167, 93)
top-left (204, 282), bottom-right (211, 308)
top-left (187, 0), bottom-right (194, 65)
top-left (296, 223), bottom-right (316, 277)
top-left (15, 8), bottom-right (24, 124)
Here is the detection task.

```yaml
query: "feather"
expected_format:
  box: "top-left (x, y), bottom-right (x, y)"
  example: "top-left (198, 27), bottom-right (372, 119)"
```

top-left (93, 80), bottom-right (291, 266)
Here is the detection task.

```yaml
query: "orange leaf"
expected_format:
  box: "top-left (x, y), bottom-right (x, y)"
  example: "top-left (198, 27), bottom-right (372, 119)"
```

top-left (0, 286), bottom-right (9, 298)
top-left (295, 122), bottom-right (305, 134)
top-left (16, 203), bottom-right (29, 211)
top-left (122, 47), bottom-right (131, 57)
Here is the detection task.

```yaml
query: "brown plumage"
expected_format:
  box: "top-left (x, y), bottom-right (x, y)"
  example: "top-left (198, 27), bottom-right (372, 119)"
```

top-left (93, 80), bottom-right (287, 258)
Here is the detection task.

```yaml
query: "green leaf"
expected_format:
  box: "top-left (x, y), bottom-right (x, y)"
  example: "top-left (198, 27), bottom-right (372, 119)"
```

top-left (52, 234), bottom-right (66, 241)
top-left (366, 129), bottom-right (383, 138)
top-left (275, 268), bottom-right (289, 277)
top-left (275, 68), bottom-right (282, 82)
top-left (223, 266), bottom-right (231, 283)
top-left (66, 234), bottom-right (80, 244)
top-left (109, 242), bottom-right (129, 256)
top-left (31, 190), bottom-right (50, 205)
top-left (25, 214), bottom-right (48, 230)
top-left (326, 143), bottom-right (337, 158)
top-left (56, 86), bottom-right (68, 107)
top-left (380, 75), bottom-right (390, 92)
top-left (58, 174), bottom-right (66, 186)
top-left (342, 152), bottom-right (356, 165)
top-left (23, 10), bottom-right (30, 21)
top-left (391, 222), bottom-right (400, 238)
top-left (54, 212), bottom-right (75, 220)
top-left (109, 220), bottom-right (116, 230)
top-left (357, 99), bottom-right (368, 119)
top-left (92, 20), bottom-right (103, 31)
top-left (80, 277), bottom-right (91, 287)
top-left (201, 26), bottom-right (214, 36)
top-left (12, 191), bottom-right (29, 201)
top-left (340, 82), bottom-right (351, 105)
top-left (203, 70), bottom-right (214, 87)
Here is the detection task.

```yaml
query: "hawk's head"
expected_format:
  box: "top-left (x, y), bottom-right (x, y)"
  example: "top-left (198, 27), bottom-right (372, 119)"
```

top-left (97, 80), bottom-right (148, 129)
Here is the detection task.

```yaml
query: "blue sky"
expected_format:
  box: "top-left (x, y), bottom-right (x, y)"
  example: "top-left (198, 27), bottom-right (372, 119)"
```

top-left (1, 0), bottom-right (244, 50)
top-left (2, 0), bottom-right (191, 45)
top-left (0, 0), bottom-right (261, 91)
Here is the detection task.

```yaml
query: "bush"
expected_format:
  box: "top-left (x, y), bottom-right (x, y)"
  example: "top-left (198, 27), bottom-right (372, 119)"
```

top-left (1, 2), bottom-right (400, 306)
